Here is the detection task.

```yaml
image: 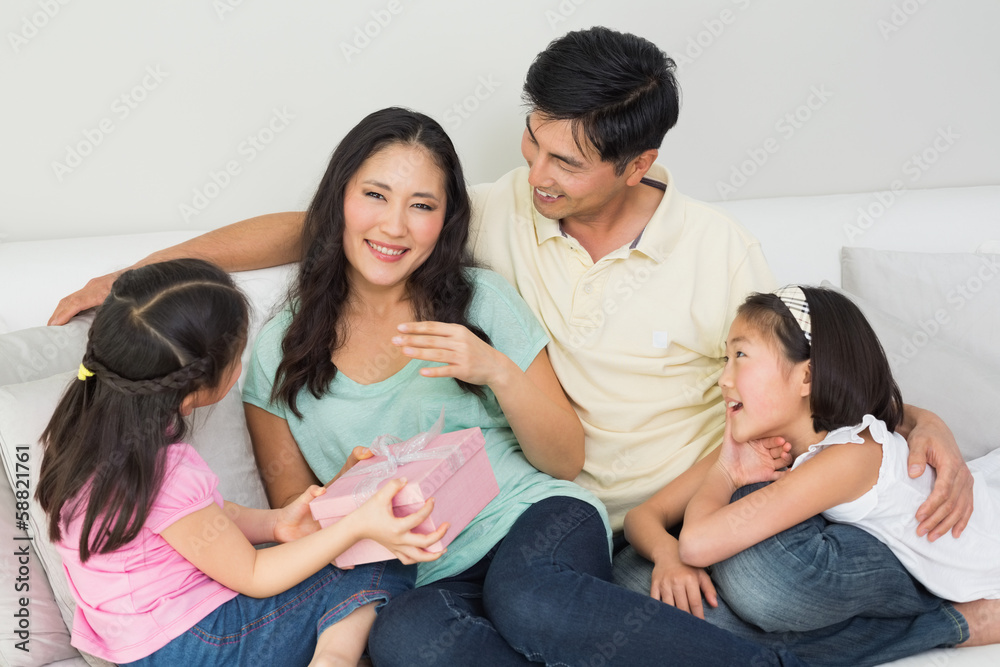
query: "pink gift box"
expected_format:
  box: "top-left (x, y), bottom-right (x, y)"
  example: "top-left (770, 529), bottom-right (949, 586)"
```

top-left (310, 426), bottom-right (499, 568)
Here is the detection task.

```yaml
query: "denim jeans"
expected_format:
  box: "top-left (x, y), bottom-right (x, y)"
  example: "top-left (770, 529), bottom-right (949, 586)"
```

top-left (612, 482), bottom-right (969, 667)
top-left (123, 561), bottom-right (414, 666)
top-left (368, 496), bottom-right (804, 666)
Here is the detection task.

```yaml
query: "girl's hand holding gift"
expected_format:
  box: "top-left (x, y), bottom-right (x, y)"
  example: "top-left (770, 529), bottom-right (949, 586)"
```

top-left (272, 485), bottom-right (325, 543)
top-left (346, 478), bottom-right (450, 566)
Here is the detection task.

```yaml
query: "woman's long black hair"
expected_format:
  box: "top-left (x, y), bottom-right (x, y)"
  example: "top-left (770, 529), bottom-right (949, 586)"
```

top-left (272, 107), bottom-right (487, 417)
top-left (36, 259), bottom-right (249, 562)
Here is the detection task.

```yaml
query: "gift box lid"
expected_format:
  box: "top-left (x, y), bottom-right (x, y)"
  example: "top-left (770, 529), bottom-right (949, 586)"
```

top-left (311, 426), bottom-right (487, 519)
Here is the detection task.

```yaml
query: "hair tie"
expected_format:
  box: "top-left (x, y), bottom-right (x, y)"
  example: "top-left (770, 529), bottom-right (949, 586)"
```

top-left (774, 285), bottom-right (812, 344)
top-left (77, 363), bottom-right (95, 381)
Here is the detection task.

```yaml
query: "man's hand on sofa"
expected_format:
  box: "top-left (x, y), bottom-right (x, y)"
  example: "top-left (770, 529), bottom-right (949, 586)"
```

top-left (899, 404), bottom-right (975, 541)
top-left (48, 271), bottom-right (122, 326)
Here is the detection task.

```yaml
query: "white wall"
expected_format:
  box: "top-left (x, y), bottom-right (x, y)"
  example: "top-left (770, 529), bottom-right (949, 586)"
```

top-left (2, 0), bottom-right (998, 242)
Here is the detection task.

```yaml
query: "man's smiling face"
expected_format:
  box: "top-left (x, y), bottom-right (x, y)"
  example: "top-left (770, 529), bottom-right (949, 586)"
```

top-left (519, 112), bottom-right (631, 224)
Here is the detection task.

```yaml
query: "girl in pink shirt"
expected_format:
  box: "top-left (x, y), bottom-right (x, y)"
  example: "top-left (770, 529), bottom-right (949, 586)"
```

top-left (36, 258), bottom-right (444, 666)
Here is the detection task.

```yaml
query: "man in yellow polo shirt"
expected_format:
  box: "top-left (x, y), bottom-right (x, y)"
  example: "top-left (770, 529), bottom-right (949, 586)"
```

top-left (468, 148), bottom-right (773, 532)
top-left (51, 26), bottom-right (982, 663)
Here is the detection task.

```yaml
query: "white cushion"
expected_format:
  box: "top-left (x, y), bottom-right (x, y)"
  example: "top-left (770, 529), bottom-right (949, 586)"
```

top-left (841, 248), bottom-right (1000, 374)
top-left (0, 317), bottom-right (93, 389)
top-left (825, 281), bottom-right (1000, 461)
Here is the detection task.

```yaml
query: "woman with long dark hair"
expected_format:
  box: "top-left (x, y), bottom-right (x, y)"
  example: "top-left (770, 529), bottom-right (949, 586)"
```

top-left (242, 107), bottom-right (803, 665)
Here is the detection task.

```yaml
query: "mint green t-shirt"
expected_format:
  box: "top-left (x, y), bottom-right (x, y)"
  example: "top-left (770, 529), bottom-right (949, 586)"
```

top-left (243, 268), bottom-right (610, 585)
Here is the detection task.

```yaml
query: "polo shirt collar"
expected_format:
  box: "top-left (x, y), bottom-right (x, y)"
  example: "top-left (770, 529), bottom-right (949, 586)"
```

top-left (533, 208), bottom-right (564, 244)
top-left (530, 163), bottom-right (682, 263)
top-left (629, 163), bottom-right (682, 264)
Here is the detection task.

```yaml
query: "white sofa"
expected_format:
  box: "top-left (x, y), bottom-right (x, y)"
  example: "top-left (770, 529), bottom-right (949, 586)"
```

top-left (1, 184), bottom-right (998, 666)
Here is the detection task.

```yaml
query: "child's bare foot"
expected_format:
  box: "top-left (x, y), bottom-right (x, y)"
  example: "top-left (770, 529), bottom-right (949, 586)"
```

top-left (953, 598), bottom-right (1000, 647)
top-left (309, 603), bottom-right (378, 667)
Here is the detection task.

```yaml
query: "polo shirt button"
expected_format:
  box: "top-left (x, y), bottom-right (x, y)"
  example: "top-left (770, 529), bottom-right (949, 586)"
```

top-left (583, 284), bottom-right (593, 294)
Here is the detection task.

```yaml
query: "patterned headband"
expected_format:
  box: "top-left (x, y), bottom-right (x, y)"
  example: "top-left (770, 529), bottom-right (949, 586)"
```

top-left (773, 285), bottom-right (812, 344)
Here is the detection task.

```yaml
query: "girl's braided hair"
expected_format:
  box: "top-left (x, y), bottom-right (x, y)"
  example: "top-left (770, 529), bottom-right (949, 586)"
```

top-left (80, 354), bottom-right (214, 395)
top-left (36, 259), bottom-right (249, 562)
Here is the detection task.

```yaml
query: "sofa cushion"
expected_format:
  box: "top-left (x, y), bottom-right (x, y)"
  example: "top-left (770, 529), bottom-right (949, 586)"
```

top-left (0, 317), bottom-right (93, 388)
top-left (841, 247), bottom-right (1000, 375)
top-left (838, 248), bottom-right (1000, 460)
top-left (725, 185), bottom-right (1000, 288)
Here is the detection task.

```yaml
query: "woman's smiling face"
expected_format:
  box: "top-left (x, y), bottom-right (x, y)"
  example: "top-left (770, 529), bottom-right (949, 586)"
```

top-left (342, 142), bottom-right (447, 295)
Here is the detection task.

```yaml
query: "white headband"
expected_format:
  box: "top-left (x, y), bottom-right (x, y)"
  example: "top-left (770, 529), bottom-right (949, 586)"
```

top-left (773, 285), bottom-right (812, 344)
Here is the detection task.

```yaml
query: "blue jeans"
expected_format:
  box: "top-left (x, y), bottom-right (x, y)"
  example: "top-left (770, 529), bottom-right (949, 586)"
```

top-left (368, 496), bottom-right (804, 666)
top-left (613, 482), bottom-right (969, 667)
top-left (124, 561), bottom-right (414, 666)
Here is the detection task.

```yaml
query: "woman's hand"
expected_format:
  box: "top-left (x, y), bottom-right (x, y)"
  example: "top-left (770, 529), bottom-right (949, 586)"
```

top-left (349, 478), bottom-right (450, 565)
top-left (272, 485), bottom-right (325, 543)
top-left (716, 419), bottom-right (791, 490)
top-left (393, 321), bottom-right (511, 387)
top-left (396, 322), bottom-right (585, 480)
top-left (650, 557), bottom-right (718, 620)
top-left (325, 446), bottom-right (374, 487)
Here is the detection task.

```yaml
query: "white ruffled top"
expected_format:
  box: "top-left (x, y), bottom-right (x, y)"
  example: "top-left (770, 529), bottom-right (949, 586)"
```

top-left (790, 414), bottom-right (1000, 602)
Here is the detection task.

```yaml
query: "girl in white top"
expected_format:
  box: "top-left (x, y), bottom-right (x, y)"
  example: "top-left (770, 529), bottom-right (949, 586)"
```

top-left (627, 285), bottom-right (1000, 639)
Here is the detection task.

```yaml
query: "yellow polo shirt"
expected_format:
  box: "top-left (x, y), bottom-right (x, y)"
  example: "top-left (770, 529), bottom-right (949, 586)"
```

top-left (468, 164), bottom-right (776, 530)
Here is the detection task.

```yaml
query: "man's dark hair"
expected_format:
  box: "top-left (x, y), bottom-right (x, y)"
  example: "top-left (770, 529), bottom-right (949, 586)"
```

top-left (523, 26), bottom-right (680, 175)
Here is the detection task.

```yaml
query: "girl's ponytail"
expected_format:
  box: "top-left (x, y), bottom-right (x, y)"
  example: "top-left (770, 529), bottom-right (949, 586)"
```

top-left (805, 287), bottom-right (903, 433)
